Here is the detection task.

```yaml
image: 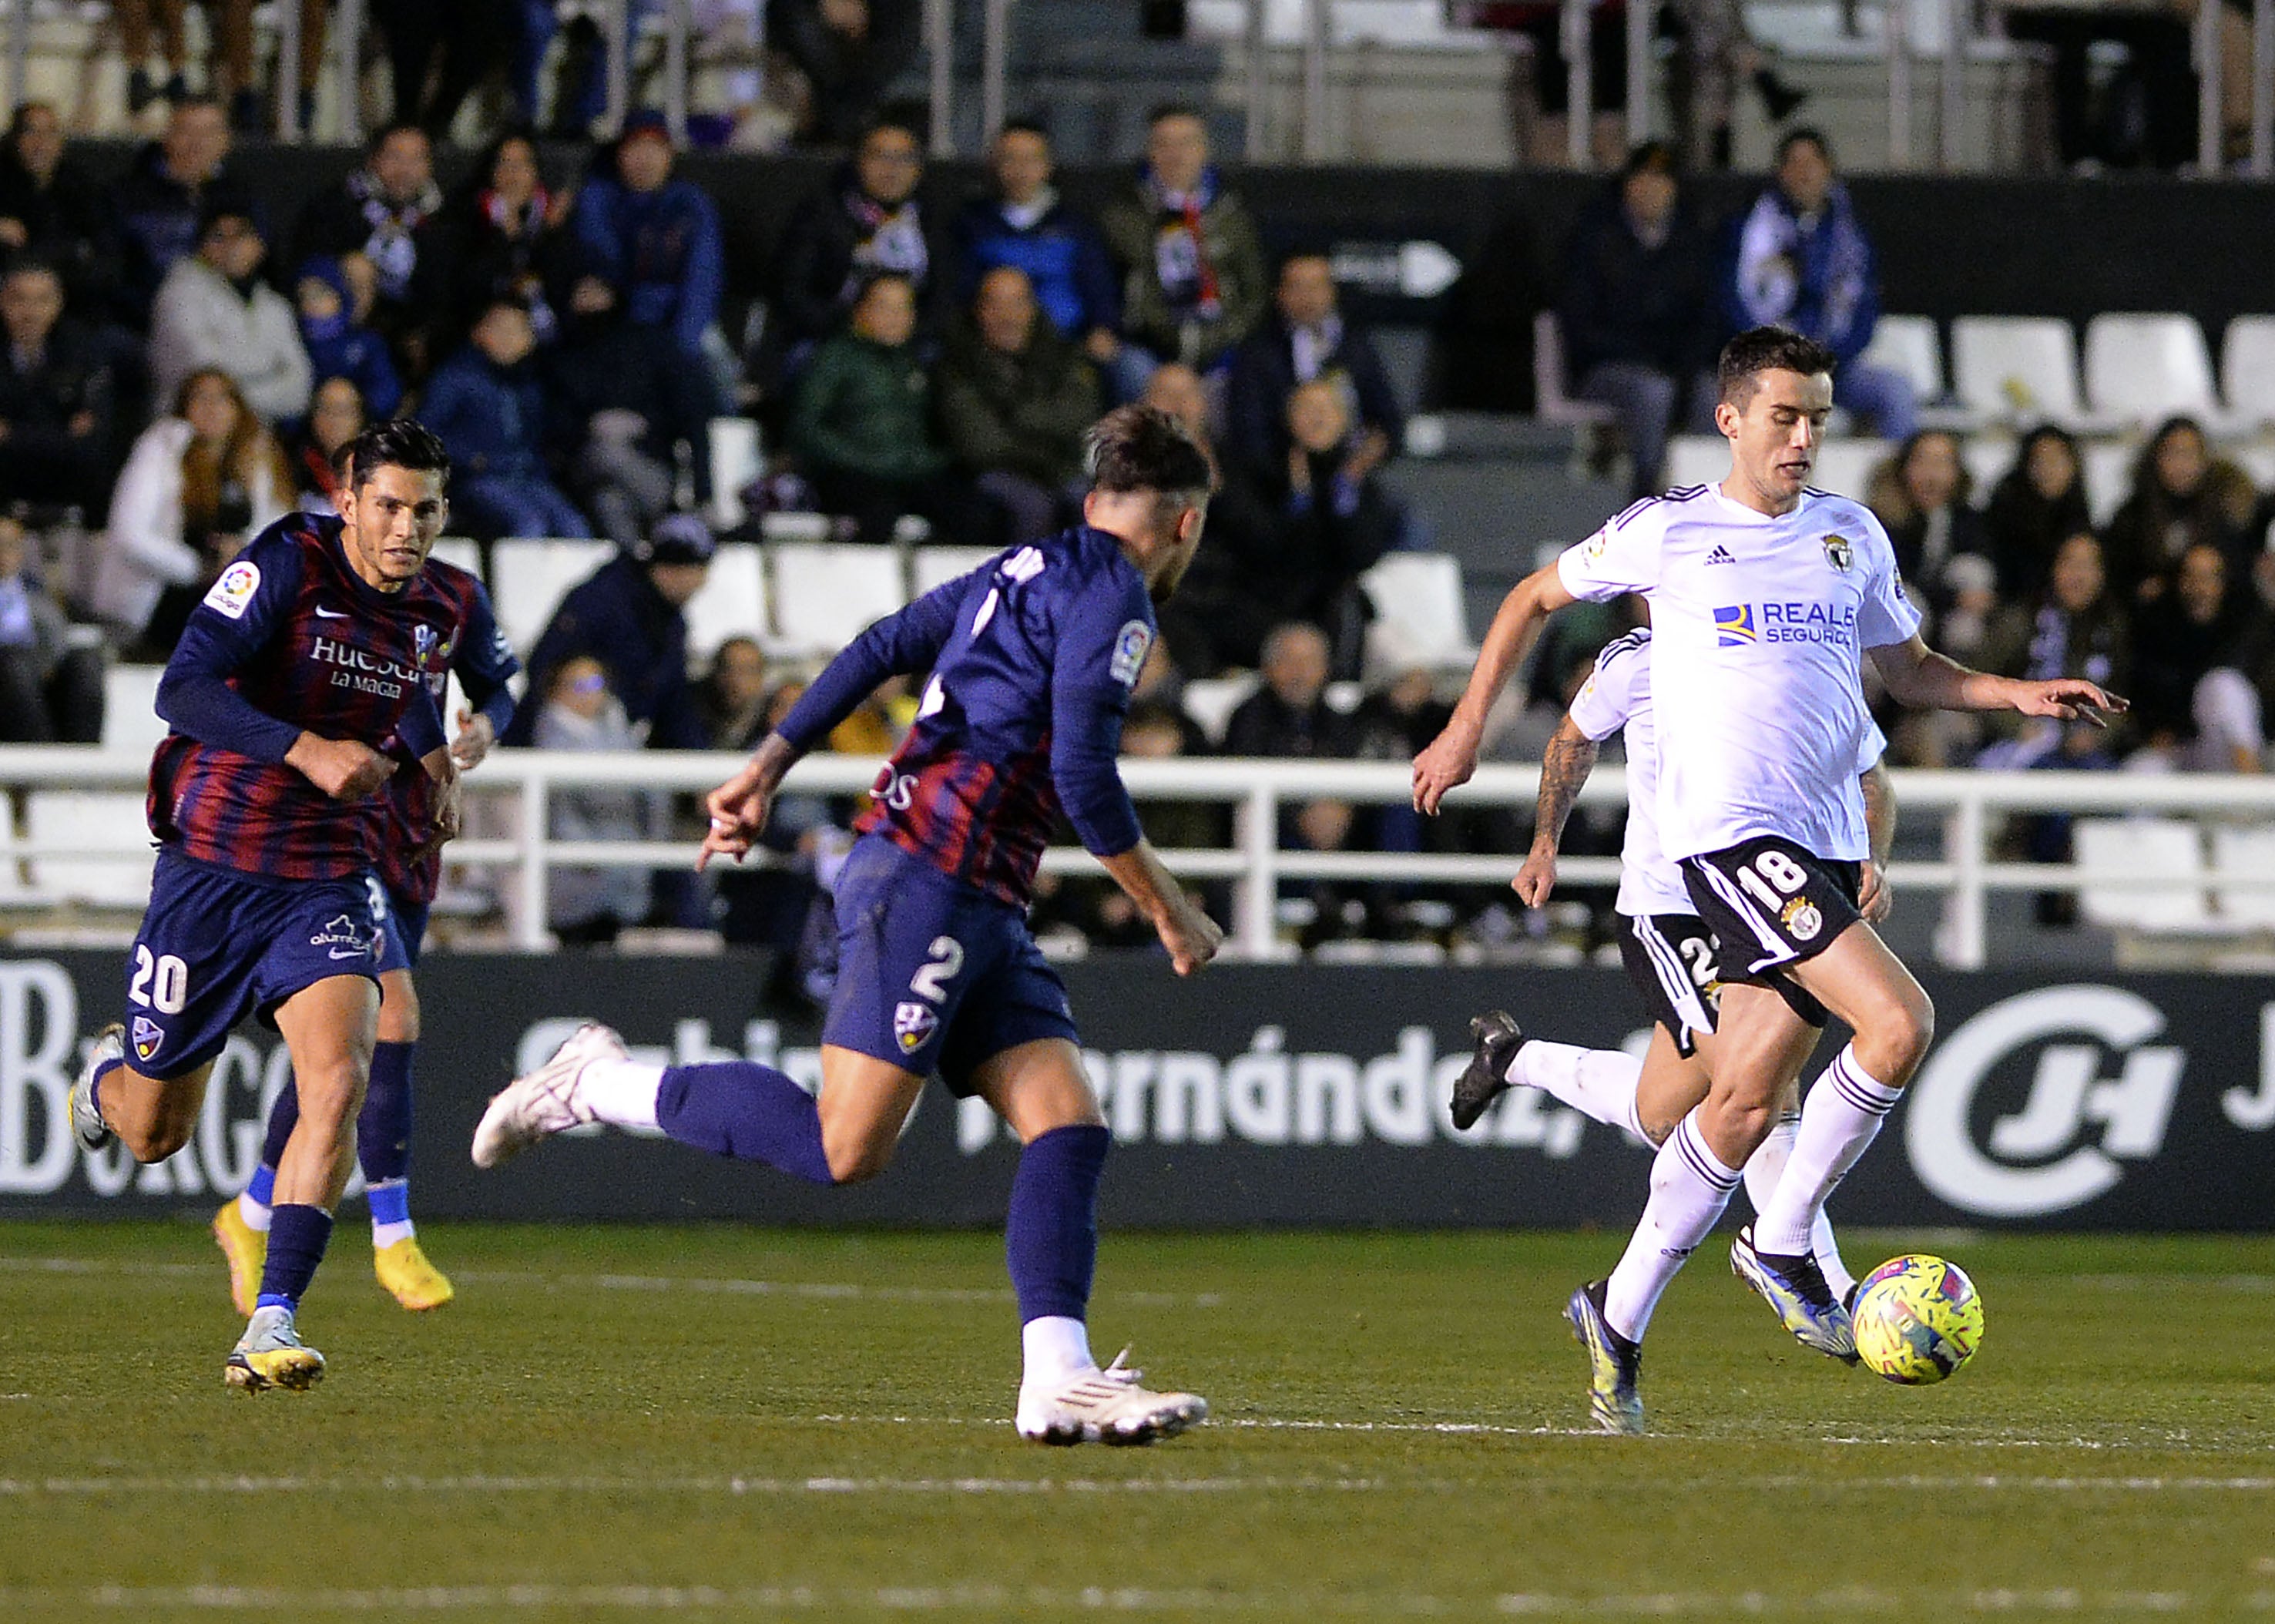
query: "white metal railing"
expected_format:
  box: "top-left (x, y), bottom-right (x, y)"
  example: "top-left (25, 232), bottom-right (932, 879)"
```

top-left (12, 748), bottom-right (2275, 965)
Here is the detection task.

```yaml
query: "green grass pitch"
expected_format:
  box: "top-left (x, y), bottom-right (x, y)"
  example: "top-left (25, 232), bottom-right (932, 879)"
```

top-left (1, 1222), bottom-right (2270, 1620)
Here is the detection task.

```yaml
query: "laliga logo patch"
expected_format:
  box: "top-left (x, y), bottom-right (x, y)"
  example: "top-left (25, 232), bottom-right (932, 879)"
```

top-left (1713, 604), bottom-right (1758, 646)
top-left (131, 1015), bottom-right (164, 1062)
top-left (1782, 897), bottom-right (1823, 942)
top-left (1822, 534), bottom-right (1854, 572)
top-left (893, 1001), bottom-right (939, 1055)
top-left (202, 559), bottom-right (260, 620)
top-left (1109, 619), bottom-right (1153, 687)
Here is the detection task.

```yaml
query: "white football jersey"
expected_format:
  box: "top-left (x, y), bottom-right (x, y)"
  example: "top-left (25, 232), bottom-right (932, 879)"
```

top-left (1568, 626), bottom-right (1890, 916)
top-left (1557, 482), bottom-right (1919, 864)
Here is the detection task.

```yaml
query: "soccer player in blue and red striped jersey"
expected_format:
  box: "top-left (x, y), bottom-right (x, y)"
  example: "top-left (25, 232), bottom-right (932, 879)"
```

top-left (474, 405), bottom-right (1225, 1444)
top-left (216, 533), bottom-right (520, 1316)
top-left (69, 419), bottom-right (463, 1394)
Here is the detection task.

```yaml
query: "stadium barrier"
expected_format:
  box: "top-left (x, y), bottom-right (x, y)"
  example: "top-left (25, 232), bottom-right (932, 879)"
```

top-left (2, 951), bottom-right (2271, 1228)
top-left (9, 747), bottom-right (2275, 966)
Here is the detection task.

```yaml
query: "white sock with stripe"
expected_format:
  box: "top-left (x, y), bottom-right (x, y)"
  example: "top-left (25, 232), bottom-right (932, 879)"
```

top-left (1506, 1042), bottom-right (1647, 1141)
top-left (1743, 1112), bottom-right (1856, 1302)
top-left (1602, 1111), bottom-right (1742, 1344)
top-left (1751, 1045), bottom-right (1903, 1258)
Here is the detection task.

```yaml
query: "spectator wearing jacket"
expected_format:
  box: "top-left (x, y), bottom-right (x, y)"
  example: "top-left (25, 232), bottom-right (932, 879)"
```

top-left (790, 270), bottom-right (985, 545)
top-left (569, 112), bottom-right (733, 411)
top-left (290, 124), bottom-right (441, 360)
top-left (411, 130), bottom-right (575, 361)
top-left (1723, 129), bottom-right (1914, 441)
top-left (774, 116), bottom-right (948, 357)
top-left (110, 97), bottom-right (249, 331)
top-left (934, 267), bottom-right (1099, 546)
top-left (1559, 141), bottom-right (1720, 498)
top-left (2129, 539), bottom-right (2273, 773)
top-left (148, 203), bottom-right (310, 425)
top-left (2101, 414), bottom-right (2257, 603)
top-left (0, 102), bottom-right (119, 320)
top-left (1227, 250), bottom-right (1404, 488)
top-left (1099, 106), bottom-right (1266, 376)
top-left (950, 121), bottom-right (1128, 395)
top-left (0, 258), bottom-right (118, 515)
top-left (505, 512), bottom-right (715, 750)
top-left (295, 255), bottom-right (403, 421)
top-left (419, 297), bottom-right (591, 540)
top-left (0, 513), bottom-right (101, 743)
top-left (545, 271), bottom-right (716, 548)
top-left (1983, 424), bottom-right (2093, 600)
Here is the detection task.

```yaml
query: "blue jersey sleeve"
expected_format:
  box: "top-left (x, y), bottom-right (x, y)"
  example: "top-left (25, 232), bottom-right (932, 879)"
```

top-left (1048, 568), bottom-right (1151, 858)
top-left (394, 683), bottom-right (447, 760)
top-left (774, 578), bottom-right (968, 754)
top-left (454, 577), bottom-right (522, 740)
top-left (154, 536), bottom-right (307, 764)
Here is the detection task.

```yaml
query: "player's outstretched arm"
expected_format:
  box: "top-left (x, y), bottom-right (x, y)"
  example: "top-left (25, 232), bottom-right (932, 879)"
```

top-left (1514, 714), bottom-right (1599, 907)
top-left (1870, 634), bottom-right (2128, 726)
top-left (1413, 562), bottom-right (1578, 815)
top-left (1857, 760), bottom-right (1896, 924)
top-left (1096, 842), bottom-right (1223, 976)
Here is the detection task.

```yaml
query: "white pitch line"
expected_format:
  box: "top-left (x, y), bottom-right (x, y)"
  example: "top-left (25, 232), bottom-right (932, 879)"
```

top-left (0, 1473), bottom-right (1389, 1497)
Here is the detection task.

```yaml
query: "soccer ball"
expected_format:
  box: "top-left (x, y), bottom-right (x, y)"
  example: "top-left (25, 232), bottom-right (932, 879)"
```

top-left (1851, 1253), bottom-right (1985, 1385)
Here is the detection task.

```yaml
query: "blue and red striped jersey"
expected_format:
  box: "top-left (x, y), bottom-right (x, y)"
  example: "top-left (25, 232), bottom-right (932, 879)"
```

top-left (149, 513), bottom-right (454, 882)
top-left (776, 525), bottom-right (1154, 908)
top-left (377, 558), bottom-right (520, 904)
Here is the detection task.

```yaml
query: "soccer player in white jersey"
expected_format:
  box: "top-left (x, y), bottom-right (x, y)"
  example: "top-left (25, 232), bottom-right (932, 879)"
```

top-left (1413, 327), bottom-right (2122, 1431)
top-left (1446, 626), bottom-right (1891, 1425)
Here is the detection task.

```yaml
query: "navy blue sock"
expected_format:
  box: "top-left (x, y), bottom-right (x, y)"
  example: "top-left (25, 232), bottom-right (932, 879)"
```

top-left (359, 1041), bottom-right (414, 1186)
top-left (259, 1075), bottom-right (299, 1176)
top-left (1005, 1123), bottom-right (1111, 1323)
top-left (656, 1062), bottom-right (834, 1185)
top-left (256, 1204), bottom-right (334, 1311)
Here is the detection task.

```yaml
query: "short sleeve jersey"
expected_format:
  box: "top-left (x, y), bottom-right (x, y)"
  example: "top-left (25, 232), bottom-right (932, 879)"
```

top-left (376, 558), bottom-right (521, 904)
top-left (1569, 625), bottom-right (1891, 915)
top-left (856, 526), bottom-right (1155, 906)
top-left (1557, 483), bottom-right (1920, 864)
top-left (148, 515), bottom-right (458, 882)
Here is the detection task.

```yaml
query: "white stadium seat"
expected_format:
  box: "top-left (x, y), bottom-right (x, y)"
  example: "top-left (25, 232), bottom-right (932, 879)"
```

top-left (2219, 315), bottom-right (2275, 428)
top-left (2074, 817), bottom-right (2207, 931)
top-left (0, 804), bottom-right (35, 903)
top-left (681, 542), bottom-right (768, 662)
top-left (1532, 310), bottom-right (1619, 431)
top-left (25, 791), bottom-right (156, 908)
top-left (1960, 435), bottom-right (2012, 497)
top-left (428, 536), bottom-right (484, 580)
top-left (1179, 675), bottom-right (1260, 746)
top-left (1808, 438), bottom-right (1891, 502)
top-left (488, 538), bottom-right (615, 659)
top-left (101, 663), bottom-right (169, 757)
top-left (911, 545), bottom-right (1001, 598)
top-left (2083, 313), bottom-right (2220, 425)
top-left (1665, 435), bottom-right (1728, 492)
top-left (1859, 314), bottom-right (1944, 403)
top-left (707, 417), bottom-right (763, 529)
top-left (1361, 552), bottom-right (1475, 673)
top-left (2080, 440), bottom-right (2136, 528)
top-left (768, 542), bottom-right (908, 656)
top-left (2210, 824), bottom-right (2275, 928)
top-left (1951, 317), bottom-right (2089, 426)
top-left (759, 512), bottom-right (832, 544)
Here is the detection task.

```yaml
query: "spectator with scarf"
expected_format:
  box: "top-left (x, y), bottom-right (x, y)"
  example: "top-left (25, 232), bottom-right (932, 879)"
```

top-left (411, 130), bottom-right (574, 361)
top-left (570, 111), bottom-right (733, 413)
top-left (1100, 104), bottom-right (1266, 377)
top-left (1722, 127), bottom-right (1914, 440)
top-left (774, 115), bottom-right (948, 359)
top-left (950, 121), bottom-right (1129, 397)
top-left (291, 124), bottom-right (441, 364)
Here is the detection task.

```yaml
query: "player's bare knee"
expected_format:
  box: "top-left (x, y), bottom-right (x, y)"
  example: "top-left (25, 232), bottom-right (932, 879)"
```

top-left (377, 972), bottom-right (420, 1043)
top-left (1860, 988), bottom-right (1934, 1085)
top-left (123, 1116), bottom-right (191, 1163)
top-left (821, 1126), bottom-right (895, 1185)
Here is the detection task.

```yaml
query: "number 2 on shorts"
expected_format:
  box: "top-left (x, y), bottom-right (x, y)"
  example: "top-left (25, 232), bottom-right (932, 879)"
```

top-left (910, 935), bottom-right (965, 1003)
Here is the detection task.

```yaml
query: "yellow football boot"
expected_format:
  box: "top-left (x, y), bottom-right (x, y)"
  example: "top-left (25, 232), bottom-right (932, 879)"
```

top-left (374, 1236), bottom-right (455, 1310)
top-left (211, 1200), bottom-right (267, 1317)
top-left (224, 1307), bottom-right (325, 1393)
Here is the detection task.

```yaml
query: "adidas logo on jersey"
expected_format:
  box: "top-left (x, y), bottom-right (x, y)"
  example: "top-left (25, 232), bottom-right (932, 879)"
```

top-left (1705, 545), bottom-right (1737, 565)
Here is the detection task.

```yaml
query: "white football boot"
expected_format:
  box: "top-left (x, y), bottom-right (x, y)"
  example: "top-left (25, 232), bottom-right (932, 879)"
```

top-left (1016, 1350), bottom-right (1209, 1446)
top-left (471, 1022), bottom-right (629, 1168)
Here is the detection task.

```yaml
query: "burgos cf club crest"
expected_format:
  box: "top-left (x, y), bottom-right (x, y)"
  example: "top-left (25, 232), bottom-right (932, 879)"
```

top-left (1822, 533), bottom-right (1854, 572)
top-left (131, 1015), bottom-right (164, 1062)
top-left (894, 1001), bottom-right (939, 1055)
top-left (1714, 604), bottom-right (1759, 646)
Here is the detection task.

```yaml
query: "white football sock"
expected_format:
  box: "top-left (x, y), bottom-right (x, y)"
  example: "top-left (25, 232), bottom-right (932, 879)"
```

top-left (372, 1219), bottom-right (416, 1249)
top-left (1752, 1046), bottom-right (1902, 1257)
top-left (1602, 1112), bottom-right (1741, 1344)
top-left (236, 1190), bottom-right (273, 1233)
top-left (1021, 1315), bottom-right (1096, 1384)
top-left (578, 1059), bottom-right (665, 1130)
top-left (1744, 1112), bottom-right (1855, 1301)
top-left (1508, 1041), bottom-right (1647, 1140)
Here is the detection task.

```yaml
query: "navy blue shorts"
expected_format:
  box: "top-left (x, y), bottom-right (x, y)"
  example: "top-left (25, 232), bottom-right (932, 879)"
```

top-left (373, 891), bottom-right (431, 975)
top-left (122, 851), bottom-right (387, 1079)
top-left (821, 834), bottom-right (1079, 1096)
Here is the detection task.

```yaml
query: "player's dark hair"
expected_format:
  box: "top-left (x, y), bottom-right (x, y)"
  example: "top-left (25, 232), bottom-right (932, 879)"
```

top-left (346, 419), bottom-right (451, 492)
top-left (1085, 405), bottom-right (1213, 506)
top-left (1718, 326), bottom-right (1838, 406)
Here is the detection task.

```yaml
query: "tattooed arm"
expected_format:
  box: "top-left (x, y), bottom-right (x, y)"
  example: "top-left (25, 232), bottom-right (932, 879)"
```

top-left (1512, 713), bottom-right (1601, 907)
top-left (1857, 760), bottom-right (1897, 923)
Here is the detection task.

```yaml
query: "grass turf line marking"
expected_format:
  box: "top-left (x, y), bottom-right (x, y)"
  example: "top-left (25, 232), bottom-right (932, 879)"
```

top-left (0, 1585), bottom-right (2260, 1614)
top-left (0, 1474), bottom-right (1390, 1496)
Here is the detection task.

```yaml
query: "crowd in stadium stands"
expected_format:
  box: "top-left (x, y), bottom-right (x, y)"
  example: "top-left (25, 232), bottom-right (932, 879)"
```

top-left (7, 82), bottom-right (2275, 953)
